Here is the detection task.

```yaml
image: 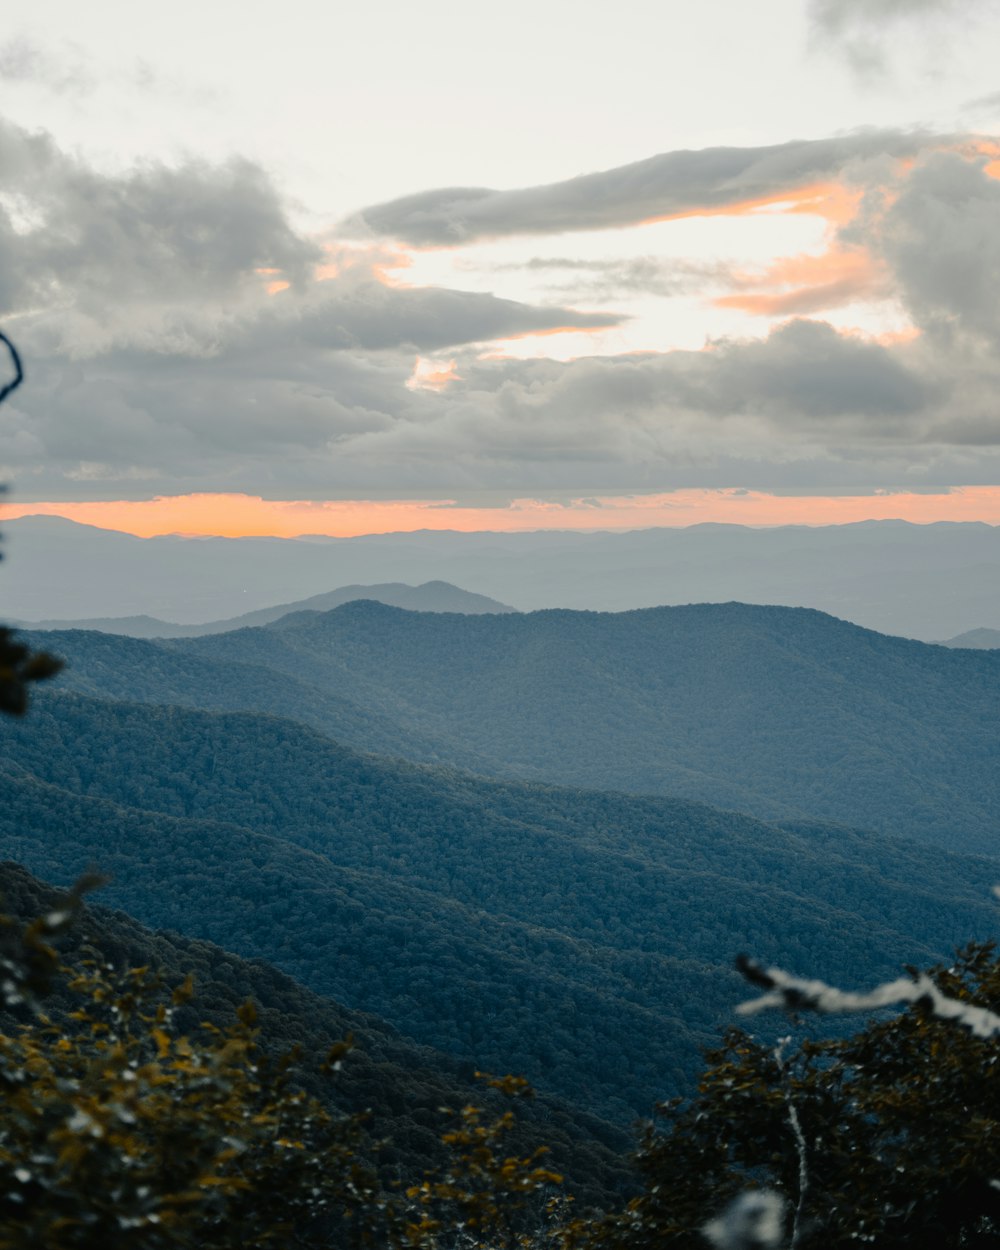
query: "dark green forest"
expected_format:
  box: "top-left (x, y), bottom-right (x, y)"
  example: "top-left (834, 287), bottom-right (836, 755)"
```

top-left (30, 598), bottom-right (1000, 853)
top-left (0, 860), bottom-right (631, 1209)
top-left (1, 687), bottom-right (998, 1120)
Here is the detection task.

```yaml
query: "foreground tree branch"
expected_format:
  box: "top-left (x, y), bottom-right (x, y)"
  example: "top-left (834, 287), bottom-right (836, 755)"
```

top-left (735, 952), bottom-right (1000, 1039)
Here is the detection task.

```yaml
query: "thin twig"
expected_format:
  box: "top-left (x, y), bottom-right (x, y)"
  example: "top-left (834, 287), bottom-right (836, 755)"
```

top-left (773, 1039), bottom-right (809, 1250)
top-left (0, 332), bottom-right (23, 406)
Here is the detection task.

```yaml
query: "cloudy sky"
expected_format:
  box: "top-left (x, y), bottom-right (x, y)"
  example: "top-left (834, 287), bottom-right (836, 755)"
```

top-left (1, 0), bottom-right (1000, 535)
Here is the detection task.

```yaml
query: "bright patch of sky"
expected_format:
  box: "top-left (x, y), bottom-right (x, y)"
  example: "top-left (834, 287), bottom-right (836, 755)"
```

top-left (0, 3), bottom-right (977, 208)
top-left (4, 0), bottom-right (997, 211)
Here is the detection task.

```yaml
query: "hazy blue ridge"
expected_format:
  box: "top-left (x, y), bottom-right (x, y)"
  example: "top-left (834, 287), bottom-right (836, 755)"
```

top-left (7, 516), bottom-right (1000, 640)
top-left (1, 689), bottom-right (997, 1121)
top-left (29, 599), bottom-right (1000, 856)
top-left (13, 579), bottom-right (517, 636)
top-left (25, 625), bottom-right (496, 771)
top-left (939, 627), bottom-right (1000, 649)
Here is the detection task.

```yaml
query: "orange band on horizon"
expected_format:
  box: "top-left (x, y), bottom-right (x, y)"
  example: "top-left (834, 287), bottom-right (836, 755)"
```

top-left (3, 488), bottom-right (1000, 539)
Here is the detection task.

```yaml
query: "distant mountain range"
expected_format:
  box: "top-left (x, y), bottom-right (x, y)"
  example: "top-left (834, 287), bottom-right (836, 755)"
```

top-left (5, 514), bottom-right (1000, 639)
top-left (13, 580), bottom-right (516, 636)
top-left (1, 689), bottom-right (997, 1122)
top-left (940, 627), bottom-right (1000, 649)
top-left (30, 600), bottom-right (1000, 855)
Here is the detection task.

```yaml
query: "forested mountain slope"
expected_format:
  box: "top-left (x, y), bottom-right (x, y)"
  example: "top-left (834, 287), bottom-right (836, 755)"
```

top-left (29, 626), bottom-right (494, 770)
top-left (0, 860), bottom-right (631, 1206)
top-left (32, 600), bottom-right (1000, 854)
top-left (1, 691), bottom-right (997, 1120)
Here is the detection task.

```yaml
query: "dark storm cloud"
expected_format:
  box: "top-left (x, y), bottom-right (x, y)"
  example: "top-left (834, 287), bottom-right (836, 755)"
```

top-left (342, 131), bottom-right (940, 246)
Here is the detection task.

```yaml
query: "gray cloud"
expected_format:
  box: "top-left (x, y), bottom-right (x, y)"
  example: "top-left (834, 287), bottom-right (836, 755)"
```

top-left (242, 281), bottom-right (621, 354)
top-left (811, 0), bottom-right (965, 33)
top-left (0, 36), bottom-right (95, 95)
top-left (343, 131), bottom-right (942, 246)
top-left (0, 35), bottom-right (221, 106)
top-left (683, 319), bottom-right (933, 421)
top-left (809, 0), bottom-right (997, 79)
top-left (488, 255), bottom-right (732, 301)
top-left (963, 89), bottom-right (1000, 117)
top-left (0, 115), bottom-right (615, 360)
top-left (0, 117), bottom-right (320, 320)
top-left (847, 150), bottom-right (1000, 345)
top-left (7, 308), bottom-right (987, 504)
top-left (3, 116), bottom-right (998, 505)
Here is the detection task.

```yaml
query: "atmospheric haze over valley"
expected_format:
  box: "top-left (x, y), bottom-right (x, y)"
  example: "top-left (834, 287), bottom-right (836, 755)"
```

top-left (6, 514), bottom-right (1000, 643)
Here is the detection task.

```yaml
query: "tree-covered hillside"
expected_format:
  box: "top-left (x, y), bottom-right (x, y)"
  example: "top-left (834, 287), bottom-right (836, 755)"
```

top-left (28, 625), bottom-right (489, 769)
top-left (0, 859), bottom-right (630, 1208)
top-left (32, 600), bottom-right (1000, 854)
top-left (1, 689), bottom-right (998, 1120)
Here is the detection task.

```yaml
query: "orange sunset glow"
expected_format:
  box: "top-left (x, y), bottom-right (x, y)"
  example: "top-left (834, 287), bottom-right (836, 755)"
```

top-left (638, 179), bottom-right (865, 232)
top-left (4, 488), bottom-right (1000, 539)
top-left (715, 247), bottom-right (886, 317)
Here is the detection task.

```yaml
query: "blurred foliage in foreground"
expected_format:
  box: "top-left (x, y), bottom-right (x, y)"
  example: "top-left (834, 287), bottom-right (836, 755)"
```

top-left (0, 883), bottom-right (572, 1249)
top-left (6, 878), bottom-right (1000, 1248)
top-left (592, 943), bottom-right (1000, 1250)
top-left (0, 625), bottom-right (61, 715)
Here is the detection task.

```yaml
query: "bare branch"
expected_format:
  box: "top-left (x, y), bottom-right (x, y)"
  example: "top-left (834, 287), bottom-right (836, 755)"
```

top-left (0, 332), bottom-right (23, 406)
top-left (735, 955), bottom-right (1000, 1039)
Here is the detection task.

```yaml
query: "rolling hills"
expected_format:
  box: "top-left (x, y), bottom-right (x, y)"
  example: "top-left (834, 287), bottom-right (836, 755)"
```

top-left (31, 600), bottom-right (1000, 855)
top-left (1, 689), bottom-right (997, 1121)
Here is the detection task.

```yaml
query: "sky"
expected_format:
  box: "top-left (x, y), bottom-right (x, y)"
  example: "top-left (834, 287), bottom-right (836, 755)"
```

top-left (1, 0), bottom-right (1000, 536)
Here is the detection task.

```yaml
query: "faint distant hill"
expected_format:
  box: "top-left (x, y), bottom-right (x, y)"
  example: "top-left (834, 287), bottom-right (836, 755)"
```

top-left (32, 600), bottom-right (1000, 857)
top-left (14, 580), bottom-right (516, 637)
top-left (5, 514), bottom-right (1000, 639)
top-left (939, 627), bottom-right (1000, 649)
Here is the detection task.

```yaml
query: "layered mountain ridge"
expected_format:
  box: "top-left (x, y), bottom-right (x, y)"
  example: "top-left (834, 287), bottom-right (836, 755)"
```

top-left (1, 684), bottom-right (997, 1121)
top-left (30, 599), bottom-right (1000, 854)
top-left (6, 514), bottom-right (1000, 639)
